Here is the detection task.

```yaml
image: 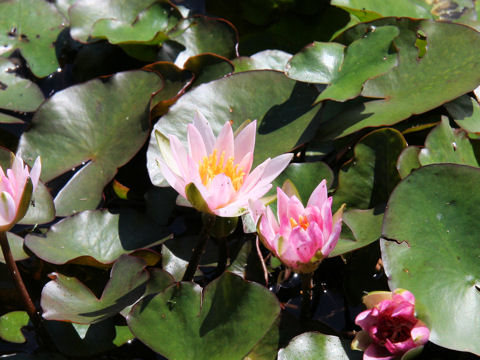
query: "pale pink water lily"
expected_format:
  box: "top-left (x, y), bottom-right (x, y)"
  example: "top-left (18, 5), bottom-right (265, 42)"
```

top-left (157, 112), bottom-right (293, 217)
top-left (249, 180), bottom-right (343, 273)
top-left (0, 155), bottom-right (41, 232)
top-left (352, 289), bottom-right (430, 360)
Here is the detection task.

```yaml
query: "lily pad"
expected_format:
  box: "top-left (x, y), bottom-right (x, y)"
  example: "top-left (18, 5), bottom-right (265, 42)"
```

top-left (286, 26), bottom-right (398, 102)
top-left (445, 94), bottom-right (480, 133)
top-left (233, 50), bottom-right (292, 73)
top-left (278, 332), bottom-right (362, 360)
top-left (381, 164), bottom-right (480, 355)
top-left (418, 117), bottom-right (478, 166)
top-left (25, 209), bottom-right (169, 265)
top-left (0, 232), bottom-right (29, 263)
top-left (0, 311), bottom-right (29, 343)
top-left (147, 70), bottom-right (321, 186)
top-left (41, 255), bottom-right (149, 324)
top-left (17, 70), bottom-right (163, 216)
top-left (396, 146), bottom-right (421, 179)
top-left (331, 207), bottom-right (384, 257)
top-left (321, 19), bottom-right (480, 138)
top-left (331, 0), bottom-right (433, 20)
top-left (0, 0), bottom-right (65, 77)
top-left (0, 58), bottom-right (44, 113)
top-left (333, 128), bottom-right (406, 210)
top-left (127, 272), bottom-right (280, 360)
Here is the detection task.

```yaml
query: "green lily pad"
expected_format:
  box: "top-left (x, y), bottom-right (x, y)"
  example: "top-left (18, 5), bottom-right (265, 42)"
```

top-left (396, 146), bottom-right (421, 179)
top-left (17, 70), bottom-right (163, 216)
top-left (321, 19), bottom-right (480, 138)
top-left (170, 17), bottom-right (237, 67)
top-left (271, 161), bottom-right (334, 204)
top-left (232, 50), bottom-right (292, 73)
top-left (41, 255), bottom-right (149, 324)
top-left (0, 232), bottom-right (29, 263)
top-left (0, 58), bottom-right (43, 113)
top-left (333, 128), bottom-right (406, 210)
top-left (381, 164), bottom-right (480, 355)
top-left (25, 209), bottom-right (169, 265)
top-left (147, 70), bottom-right (321, 185)
top-left (286, 26), bottom-right (398, 102)
top-left (331, 207), bottom-right (384, 257)
top-left (127, 272), bottom-right (280, 360)
top-left (91, 2), bottom-right (180, 44)
top-left (278, 332), bottom-right (362, 360)
top-left (418, 117), bottom-right (478, 166)
top-left (0, 0), bottom-right (65, 77)
top-left (331, 0), bottom-right (433, 20)
top-left (445, 95), bottom-right (480, 133)
top-left (0, 311), bottom-right (28, 343)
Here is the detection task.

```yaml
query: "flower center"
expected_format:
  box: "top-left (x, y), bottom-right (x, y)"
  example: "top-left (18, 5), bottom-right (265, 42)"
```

top-left (289, 215), bottom-right (309, 230)
top-left (198, 149), bottom-right (245, 190)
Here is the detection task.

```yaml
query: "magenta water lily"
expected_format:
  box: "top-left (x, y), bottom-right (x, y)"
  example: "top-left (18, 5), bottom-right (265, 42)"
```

top-left (156, 111), bottom-right (293, 217)
top-left (352, 289), bottom-right (430, 360)
top-left (250, 180), bottom-right (343, 273)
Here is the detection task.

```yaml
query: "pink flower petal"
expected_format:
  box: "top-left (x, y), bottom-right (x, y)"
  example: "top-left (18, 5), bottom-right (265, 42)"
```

top-left (158, 160), bottom-right (187, 198)
top-left (236, 151), bottom-right (253, 178)
top-left (306, 221), bottom-right (324, 250)
top-left (169, 135), bottom-right (190, 179)
top-left (286, 195), bottom-right (304, 221)
top-left (277, 187), bottom-right (290, 230)
top-left (307, 179), bottom-right (328, 208)
top-left (29, 157), bottom-right (41, 190)
top-left (411, 321), bottom-right (430, 345)
top-left (355, 309), bottom-right (377, 329)
top-left (393, 289), bottom-right (415, 304)
top-left (321, 217), bottom-right (342, 257)
top-left (204, 173), bottom-right (236, 210)
top-left (289, 227), bottom-right (315, 263)
top-left (240, 159), bottom-right (269, 193)
top-left (0, 191), bottom-right (16, 225)
top-left (214, 121), bottom-right (234, 159)
top-left (384, 338), bottom-right (416, 355)
top-left (187, 124), bottom-right (207, 163)
top-left (234, 120), bottom-right (256, 166)
top-left (193, 111), bottom-right (215, 153)
top-left (255, 153), bottom-right (293, 187)
top-left (247, 198), bottom-right (265, 226)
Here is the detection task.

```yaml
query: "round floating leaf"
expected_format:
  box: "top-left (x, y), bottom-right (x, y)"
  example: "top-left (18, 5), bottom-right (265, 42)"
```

top-left (418, 117), bottom-right (478, 166)
top-left (331, 0), bottom-right (433, 20)
top-left (381, 164), bottom-right (480, 355)
top-left (147, 70), bottom-right (321, 186)
top-left (17, 70), bottom-right (163, 216)
top-left (331, 207), bottom-right (384, 257)
top-left (170, 17), bottom-right (237, 67)
top-left (0, 232), bottom-right (28, 263)
top-left (0, 311), bottom-right (29, 343)
top-left (278, 332), bottom-right (362, 360)
top-left (0, 0), bottom-right (65, 77)
top-left (271, 162), bottom-right (334, 204)
top-left (322, 19), bottom-right (480, 138)
top-left (0, 58), bottom-right (43, 113)
top-left (286, 26), bottom-right (398, 102)
top-left (445, 94), bottom-right (480, 133)
top-left (41, 255), bottom-right (149, 324)
top-left (91, 2), bottom-right (180, 44)
top-left (233, 50), bottom-right (292, 73)
top-left (25, 209), bottom-right (169, 265)
top-left (127, 272), bottom-right (280, 360)
top-left (333, 128), bottom-right (406, 210)
top-left (396, 146), bottom-right (421, 179)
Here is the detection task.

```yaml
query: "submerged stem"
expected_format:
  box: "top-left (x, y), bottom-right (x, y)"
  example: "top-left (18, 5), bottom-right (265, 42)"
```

top-left (0, 231), bottom-right (40, 327)
top-left (182, 214), bottom-right (216, 282)
top-left (300, 272), bottom-right (314, 321)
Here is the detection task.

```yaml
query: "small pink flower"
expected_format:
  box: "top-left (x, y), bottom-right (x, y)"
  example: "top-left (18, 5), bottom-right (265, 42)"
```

top-left (352, 289), bottom-right (430, 360)
top-left (157, 112), bottom-right (293, 217)
top-left (250, 180), bottom-right (343, 273)
top-left (0, 155), bottom-right (41, 231)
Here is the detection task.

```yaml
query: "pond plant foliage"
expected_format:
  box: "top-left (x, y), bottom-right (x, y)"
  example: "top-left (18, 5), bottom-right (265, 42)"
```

top-left (0, 0), bottom-right (479, 359)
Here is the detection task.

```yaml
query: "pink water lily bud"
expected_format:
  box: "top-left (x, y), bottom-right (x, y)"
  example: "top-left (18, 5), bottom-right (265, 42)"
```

top-left (250, 179), bottom-right (343, 273)
top-left (157, 111), bottom-right (293, 217)
top-left (0, 155), bottom-right (41, 232)
top-left (352, 289), bottom-right (430, 360)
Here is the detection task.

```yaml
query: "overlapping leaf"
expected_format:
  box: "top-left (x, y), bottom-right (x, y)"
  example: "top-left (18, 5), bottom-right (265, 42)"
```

top-left (382, 164), bottom-right (480, 355)
top-left (17, 70), bottom-right (163, 216)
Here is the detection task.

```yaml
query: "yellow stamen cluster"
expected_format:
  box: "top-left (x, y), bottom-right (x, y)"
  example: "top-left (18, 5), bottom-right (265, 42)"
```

top-left (198, 149), bottom-right (245, 190)
top-left (289, 215), bottom-right (309, 230)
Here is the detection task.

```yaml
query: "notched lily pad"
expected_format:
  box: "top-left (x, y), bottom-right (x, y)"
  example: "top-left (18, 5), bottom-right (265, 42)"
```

top-left (25, 209), bottom-right (169, 265)
top-left (0, 311), bottom-right (29, 343)
top-left (41, 255), bottom-right (149, 324)
top-left (0, 0), bottom-right (65, 77)
top-left (17, 70), bottom-right (163, 216)
top-left (0, 232), bottom-right (29, 263)
top-left (127, 272), bottom-right (280, 360)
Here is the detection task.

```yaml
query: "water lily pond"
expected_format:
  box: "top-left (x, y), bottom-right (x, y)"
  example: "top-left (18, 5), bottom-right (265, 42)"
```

top-left (0, 0), bottom-right (479, 359)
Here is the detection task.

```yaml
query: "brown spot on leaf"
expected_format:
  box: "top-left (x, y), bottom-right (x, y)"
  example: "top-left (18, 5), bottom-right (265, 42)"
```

top-left (0, 82), bottom-right (7, 91)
